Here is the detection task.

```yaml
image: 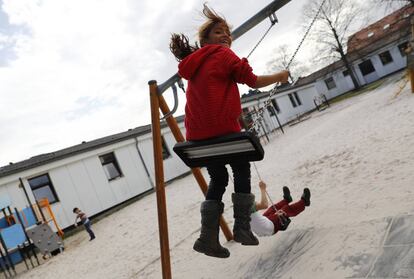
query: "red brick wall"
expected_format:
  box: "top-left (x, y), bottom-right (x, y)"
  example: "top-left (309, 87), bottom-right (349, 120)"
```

top-left (347, 5), bottom-right (414, 53)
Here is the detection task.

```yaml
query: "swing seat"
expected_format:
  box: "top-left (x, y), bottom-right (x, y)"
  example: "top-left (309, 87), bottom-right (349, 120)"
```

top-left (173, 132), bottom-right (264, 168)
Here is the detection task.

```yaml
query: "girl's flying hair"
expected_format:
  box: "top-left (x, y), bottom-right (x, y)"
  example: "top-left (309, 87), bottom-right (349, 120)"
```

top-left (169, 34), bottom-right (199, 62)
top-left (169, 4), bottom-right (230, 61)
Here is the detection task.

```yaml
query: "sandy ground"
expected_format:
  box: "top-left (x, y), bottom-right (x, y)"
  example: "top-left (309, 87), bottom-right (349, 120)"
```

top-left (15, 71), bottom-right (414, 279)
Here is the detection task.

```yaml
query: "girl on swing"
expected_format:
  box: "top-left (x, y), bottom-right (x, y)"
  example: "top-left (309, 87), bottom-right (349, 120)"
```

top-left (251, 182), bottom-right (311, 237)
top-left (169, 4), bottom-right (289, 258)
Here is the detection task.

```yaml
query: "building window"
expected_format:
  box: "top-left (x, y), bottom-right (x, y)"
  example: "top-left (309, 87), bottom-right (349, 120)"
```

top-left (324, 77), bottom-right (337, 90)
top-left (293, 92), bottom-right (302, 105)
top-left (358, 60), bottom-right (375, 76)
top-left (343, 69), bottom-right (350, 76)
top-left (28, 174), bottom-right (59, 204)
top-left (288, 94), bottom-right (297, 108)
top-left (271, 99), bottom-right (280, 114)
top-left (241, 107), bottom-right (253, 129)
top-left (379, 51), bottom-right (393, 65)
top-left (161, 136), bottom-right (171, 160)
top-left (267, 105), bottom-right (275, 116)
top-left (99, 152), bottom-right (123, 181)
top-left (398, 42), bottom-right (409, 56)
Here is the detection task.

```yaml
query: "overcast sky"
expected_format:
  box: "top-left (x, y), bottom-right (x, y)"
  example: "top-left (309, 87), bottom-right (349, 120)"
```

top-left (0, 0), bottom-right (393, 167)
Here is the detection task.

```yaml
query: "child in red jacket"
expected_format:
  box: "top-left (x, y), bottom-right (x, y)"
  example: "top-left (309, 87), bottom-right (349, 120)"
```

top-left (170, 4), bottom-right (289, 258)
top-left (250, 181), bottom-right (310, 237)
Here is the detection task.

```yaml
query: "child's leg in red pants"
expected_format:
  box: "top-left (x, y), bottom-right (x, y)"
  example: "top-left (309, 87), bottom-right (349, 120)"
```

top-left (263, 199), bottom-right (305, 218)
top-left (262, 200), bottom-right (289, 218)
top-left (280, 199), bottom-right (305, 217)
top-left (263, 199), bottom-right (306, 233)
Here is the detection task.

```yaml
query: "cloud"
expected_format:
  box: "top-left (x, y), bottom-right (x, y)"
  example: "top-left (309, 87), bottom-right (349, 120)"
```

top-left (0, 0), bottom-right (307, 167)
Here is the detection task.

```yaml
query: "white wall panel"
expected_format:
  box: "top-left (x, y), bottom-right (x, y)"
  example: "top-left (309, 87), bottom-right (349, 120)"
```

top-left (82, 157), bottom-right (119, 210)
top-left (66, 162), bottom-right (103, 216)
top-left (47, 167), bottom-right (83, 228)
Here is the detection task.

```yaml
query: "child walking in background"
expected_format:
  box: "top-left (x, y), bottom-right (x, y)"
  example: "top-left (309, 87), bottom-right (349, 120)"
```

top-left (169, 4), bottom-right (289, 258)
top-left (250, 181), bottom-right (310, 237)
top-left (73, 207), bottom-right (95, 241)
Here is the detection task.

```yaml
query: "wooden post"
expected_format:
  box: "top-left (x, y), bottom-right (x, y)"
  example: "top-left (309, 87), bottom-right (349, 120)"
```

top-left (35, 199), bottom-right (47, 223)
top-left (410, 16), bottom-right (414, 93)
top-left (38, 199), bottom-right (64, 237)
top-left (149, 81), bottom-right (172, 279)
top-left (158, 95), bottom-right (233, 241)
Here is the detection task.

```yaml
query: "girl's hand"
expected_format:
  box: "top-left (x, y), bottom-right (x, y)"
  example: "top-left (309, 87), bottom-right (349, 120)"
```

top-left (254, 70), bottom-right (290, 88)
top-left (259, 181), bottom-right (267, 190)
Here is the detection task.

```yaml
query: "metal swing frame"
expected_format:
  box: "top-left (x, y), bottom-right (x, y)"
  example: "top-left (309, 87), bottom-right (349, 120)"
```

top-left (148, 1), bottom-right (291, 278)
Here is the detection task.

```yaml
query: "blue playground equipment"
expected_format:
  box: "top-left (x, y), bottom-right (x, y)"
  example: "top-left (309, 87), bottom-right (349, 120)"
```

top-left (0, 195), bottom-right (41, 278)
top-left (0, 193), bottom-right (65, 278)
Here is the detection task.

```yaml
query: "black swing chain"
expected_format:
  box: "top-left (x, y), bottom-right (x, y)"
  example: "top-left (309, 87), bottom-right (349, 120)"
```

top-left (248, 0), bottom-right (328, 185)
top-left (286, 0), bottom-right (328, 70)
top-left (246, 0), bottom-right (328, 134)
top-left (246, 13), bottom-right (278, 59)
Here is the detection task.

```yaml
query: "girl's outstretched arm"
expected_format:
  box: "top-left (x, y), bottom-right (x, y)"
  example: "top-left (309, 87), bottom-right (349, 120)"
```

top-left (255, 181), bottom-right (269, 211)
top-left (254, 70), bottom-right (289, 88)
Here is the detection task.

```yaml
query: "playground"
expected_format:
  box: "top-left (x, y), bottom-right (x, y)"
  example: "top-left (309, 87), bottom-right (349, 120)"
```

top-left (10, 71), bottom-right (413, 278)
top-left (0, 192), bottom-right (64, 278)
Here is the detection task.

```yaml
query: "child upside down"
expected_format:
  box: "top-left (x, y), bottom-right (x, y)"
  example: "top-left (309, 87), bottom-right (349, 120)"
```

top-left (250, 181), bottom-right (311, 237)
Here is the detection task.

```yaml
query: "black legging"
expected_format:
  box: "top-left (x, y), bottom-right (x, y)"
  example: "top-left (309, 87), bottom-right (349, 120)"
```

top-left (205, 161), bottom-right (251, 201)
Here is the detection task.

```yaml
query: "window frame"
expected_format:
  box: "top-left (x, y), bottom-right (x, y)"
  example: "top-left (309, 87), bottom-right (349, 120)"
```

top-left (293, 92), bottom-right (302, 106)
top-left (271, 99), bottom-right (281, 114)
top-left (358, 60), bottom-right (376, 76)
top-left (342, 69), bottom-right (350, 77)
top-left (28, 173), bottom-right (59, 204)
top-left (267, 105), bottom-right (276, 116)
top-left (378, 50), bottom-right (393, 65)
top-left (161, 136), bottom-right (171, 160)
top-left (324, 77), bottom-right (337, 90)
top-left (99, 152), bottom-right (123, 181)
top-left (288, 93), bottom-right (297, 108)
top-left (241, 107), bottom-right (253, 129)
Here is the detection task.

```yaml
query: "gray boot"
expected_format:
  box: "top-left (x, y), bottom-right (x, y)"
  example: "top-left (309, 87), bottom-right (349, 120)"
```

top-left (193, 200), bottom-right (230, 258)
top-left (232, 193), bottom-right (259, 246)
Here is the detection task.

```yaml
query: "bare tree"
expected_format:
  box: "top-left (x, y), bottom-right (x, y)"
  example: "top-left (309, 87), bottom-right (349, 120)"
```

top-left (370, 0), bottom-right (413, 14)
top-left (266, 44), bottom-right (310, 81)
top-left (377, 0), bottom-right (414, 9)
top-left (303, 0), bottom-right (365, 89)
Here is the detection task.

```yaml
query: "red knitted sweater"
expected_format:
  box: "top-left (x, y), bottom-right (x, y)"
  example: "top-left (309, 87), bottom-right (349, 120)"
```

top-left (178, 45), bottom-right (257, 140)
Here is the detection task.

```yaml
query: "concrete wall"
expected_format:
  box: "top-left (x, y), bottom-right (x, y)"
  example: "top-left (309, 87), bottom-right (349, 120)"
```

top-left (241, 38), bottom-right (408, 136)
top-left (353, 38), bottom-right (408, 86)
top-left (136, 124), bottom-right (189, 183)
top-left (312, 37), bottom-right (408, 99)
top-left (0, 125), bottom-right (190, 230)
top-left (242, 84), bottom-right (320, 135)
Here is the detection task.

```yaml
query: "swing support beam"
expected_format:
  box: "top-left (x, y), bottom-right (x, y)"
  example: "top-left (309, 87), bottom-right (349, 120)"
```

top-left (149, 81), bottom-right (233, 279)
top-left (148, 1), bottom-right (291, 278)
